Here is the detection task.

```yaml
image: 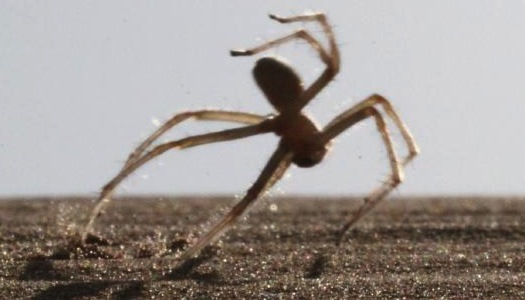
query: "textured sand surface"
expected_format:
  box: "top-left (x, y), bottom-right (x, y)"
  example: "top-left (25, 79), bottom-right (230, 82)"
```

top-left (1, 196), bottom-right (524, 299)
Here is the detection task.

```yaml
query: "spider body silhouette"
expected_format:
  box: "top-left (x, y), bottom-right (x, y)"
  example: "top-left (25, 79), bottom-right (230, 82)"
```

top-left (252, 57), bottom-right (330, 168)
top-left (82, 13), bottom-right (419, 260)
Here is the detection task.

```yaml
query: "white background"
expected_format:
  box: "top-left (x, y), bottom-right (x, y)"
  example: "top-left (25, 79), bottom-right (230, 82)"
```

top-left (2, 1), bottom-right (524, 197)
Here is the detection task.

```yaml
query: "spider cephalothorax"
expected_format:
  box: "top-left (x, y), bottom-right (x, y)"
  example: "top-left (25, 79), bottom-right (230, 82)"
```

top-left (82, 13), bottom-right (419, 262)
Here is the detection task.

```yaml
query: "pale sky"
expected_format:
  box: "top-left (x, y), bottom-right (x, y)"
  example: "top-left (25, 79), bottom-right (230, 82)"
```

top-left (1, 1), bottom-right (525, 197)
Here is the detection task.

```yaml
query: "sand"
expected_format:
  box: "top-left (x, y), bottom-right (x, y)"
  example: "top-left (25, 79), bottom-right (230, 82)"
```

top-left (1, 196), bottom-right (524, 299)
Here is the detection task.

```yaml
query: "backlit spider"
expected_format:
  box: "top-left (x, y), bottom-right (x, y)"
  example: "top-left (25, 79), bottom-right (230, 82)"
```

top-left (82, 12), bottom-right (419, 260)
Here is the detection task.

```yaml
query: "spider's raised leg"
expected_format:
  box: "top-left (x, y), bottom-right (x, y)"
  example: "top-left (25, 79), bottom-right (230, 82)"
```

top-left (179, 145), bottom-right (294, 261)
top-left (230, 29), bottom-right (330, 63)
top-left (82, 121), bottom-right (273, 243)
top-left (269, 13), bottom-right (340, 104)
top-left (231, 13), bottom-right (339, 108)
top-left (318, 95), bottom-right (419, 243)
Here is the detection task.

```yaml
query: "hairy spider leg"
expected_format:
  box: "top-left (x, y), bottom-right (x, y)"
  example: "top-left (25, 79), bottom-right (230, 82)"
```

top-left (83, 120), bottom-right (272, 242)
top-left (231, 12), bottom-right (339, 110)
top-left (179, 145), bottom-right (294, 260)
top-left (319, 94), bottom-right (419, 243)
top-left (324, 94), bottom-right (419, 156)
top-left (124, 110), bottom-right (265, 170)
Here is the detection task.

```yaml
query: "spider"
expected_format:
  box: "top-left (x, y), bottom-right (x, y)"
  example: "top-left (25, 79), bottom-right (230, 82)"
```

top-left (82, 12), bottom-right (419, 261)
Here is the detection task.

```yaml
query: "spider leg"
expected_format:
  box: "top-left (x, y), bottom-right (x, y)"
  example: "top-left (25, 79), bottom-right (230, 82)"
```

top-left (268, 12), bottom-right (339, 68)
top-left (270, 13), bottom-right (340, 106)
top-left (324, 105), bottom-right (403, 191)
top-left (318, 97), bottom-right (419, 243)
top-left (230, 29), bottom-right (330, 65)
top-left (323, 94), bottom-right (419, 160)
top-left (178, 145), bottom-right (294, 261)
top-left (231, 13), bottom-right (340, 108)
top-left (336, 174), bottom-right (401, 245)
top-left (82, 122), bottom-right (273, 243)
top-left (124, 110), bottom-right (265, 170)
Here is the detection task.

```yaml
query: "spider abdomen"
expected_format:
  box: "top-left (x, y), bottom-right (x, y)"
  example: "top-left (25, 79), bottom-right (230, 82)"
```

top-left (253, 57), bottom-right (304, 112)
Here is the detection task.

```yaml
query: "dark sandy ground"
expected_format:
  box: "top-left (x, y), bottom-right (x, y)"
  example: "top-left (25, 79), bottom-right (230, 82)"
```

top-left (1, 196), bottom-right (524, 299)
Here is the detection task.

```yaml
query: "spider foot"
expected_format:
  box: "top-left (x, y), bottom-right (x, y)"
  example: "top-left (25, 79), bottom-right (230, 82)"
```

top-left (83, 232), bottom-right (111, 246)
top-left (268, 12), bottom-right (325, 24)
top-left (334, 226), bottom-right (350, 246)
top-left (230, 49), bottom-right (254, 56)
top-left (268, 14), bottom-right (284, 22)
